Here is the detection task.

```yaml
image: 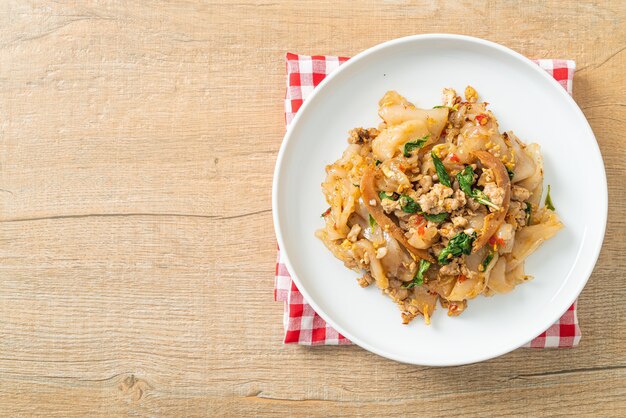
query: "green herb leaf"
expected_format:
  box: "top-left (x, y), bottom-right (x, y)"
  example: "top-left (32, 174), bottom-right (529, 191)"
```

top-left (456, 165), bottom-right (500, 210)
top-left (423, 212), bottom-right (449, 223)
top-left (378, 191), bottom-right (399, 201)
top-left (437, 232), bottom-right (476, 265)
top-left (375, 159), bottom-right (382, 166)
top-left (545, 184), bottom-right (555, 210)
top-left (524, 202), bottom-right (532, 224)
top-left (432, 105), bottom-right (446, 109)
top-left (416, 259), bottom-right (431, 282)
top-left (402, 259), bottom-right (431, 289)
top-left (433, 105), bottom-right (457, 111)
top-left (403, 134), bottom-right (429, 158)
top-left (368, 214), bottom-right (377, 231)
top-left (479, 250), bottom-right (495, 272)
top-left (472, 189), bottom-right (500, 210)
top-left (399, 195), bottom-right (421, 214)
top-left (431, 151), bottom-right (451, 187)
top-left (506, 167), bottom-right (515, 181)
top-left (456, 165), bottom-right (475, 196)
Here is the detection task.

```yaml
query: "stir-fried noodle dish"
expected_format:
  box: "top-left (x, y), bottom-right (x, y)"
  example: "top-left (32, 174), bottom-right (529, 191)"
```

top-left (316, 86), bottom-right (562, 324)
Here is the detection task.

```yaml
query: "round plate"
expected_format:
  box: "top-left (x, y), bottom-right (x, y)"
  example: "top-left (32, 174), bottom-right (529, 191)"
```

top-left (272, 34), bottom-right (607, 366)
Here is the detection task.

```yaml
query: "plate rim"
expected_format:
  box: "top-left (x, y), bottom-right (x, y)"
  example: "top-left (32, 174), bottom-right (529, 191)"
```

top-left (272, 33), bottom-right (608, 366)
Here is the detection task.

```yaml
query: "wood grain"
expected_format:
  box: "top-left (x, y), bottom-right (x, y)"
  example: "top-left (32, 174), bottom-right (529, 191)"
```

top-left (0, 0), bottom-right (624, 416)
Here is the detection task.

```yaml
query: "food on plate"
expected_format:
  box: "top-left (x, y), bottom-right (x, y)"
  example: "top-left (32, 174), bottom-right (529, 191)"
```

top-left (315, 87), bottom-right (562, 324)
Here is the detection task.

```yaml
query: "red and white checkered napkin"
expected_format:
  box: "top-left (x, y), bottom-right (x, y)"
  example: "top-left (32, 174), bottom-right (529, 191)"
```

top-left (276, 53), bottom-right (581, 348)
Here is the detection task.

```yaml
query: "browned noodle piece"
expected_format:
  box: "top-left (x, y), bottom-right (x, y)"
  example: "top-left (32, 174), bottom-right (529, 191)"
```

top-left (471, 150), bottom-right (511, 252)
top-left (360, 167), bottom-right (435, 263)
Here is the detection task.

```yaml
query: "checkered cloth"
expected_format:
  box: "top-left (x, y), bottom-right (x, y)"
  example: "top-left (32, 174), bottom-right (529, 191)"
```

top-left (276, 52), bottom-right (581, 348)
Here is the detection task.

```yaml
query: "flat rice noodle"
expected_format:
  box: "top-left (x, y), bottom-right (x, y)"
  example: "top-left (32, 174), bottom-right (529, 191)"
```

top-left (447, 270), bottom-right (489, 303)
top-left (465, 246), bottom-right (488, 271)
top-left (360, 167), bottom-right (435, 263)
top-left (379, 159), bottom-right (411, 190)
top-left (371, 119), bottom-right (431, 161)
top-left (315, 228), bottom-right (359, 272)
top-left (468, 212), bottom-right (486, 231)
top-left (506, 211), bottom-right (563, 271)
top-left (373, 92), bottom-right (449, 161)
top-left (378, 91), bottom-right (449, 134)
top-left (517, 143), bottom-right (544, 208)
top-left (493, 223), bottom-right (515, 254)
top-left (321, 155), bottom-right (361, 238)
top-left (448, 251), bottom-right (499, 301)
top-left (456, 127), bottom-right (508, 164)
top-left (427, 274), bottom-right (457, 298)
top-left (447, 275), bottom-right (485, 301)
top-left (505, 263), bottom-right (533, 286)
top-left (419, 143), bottom-right (436, 174)
top-left (353, 197), bottom-right (373, 221)
top-left (507, 263), bottom-right (529, 286)
top-left (507, 132), bottom-right (536, 183)
top-left (380, 233), bottom-right (414, 282)
top-left (455, 133), bottom-right (487, 164)
top-left (447, 249), bottom-right (498, 302)
top-left (485, 256), bottom-right (514, 294)
top-left (351, 211), bottom-right (385, 246)
top-left (353, 239), bottom-right (388, 289)
top-left (471, 150), bottom-right (511, 252)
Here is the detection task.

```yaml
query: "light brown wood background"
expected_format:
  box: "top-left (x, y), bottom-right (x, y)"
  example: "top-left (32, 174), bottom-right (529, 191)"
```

top-left (0, 1), bottom-right (624, 416)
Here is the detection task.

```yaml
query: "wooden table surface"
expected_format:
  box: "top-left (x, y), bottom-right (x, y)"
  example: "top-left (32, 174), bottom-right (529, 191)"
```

top-left (0, 1), bottom-right (624, 416)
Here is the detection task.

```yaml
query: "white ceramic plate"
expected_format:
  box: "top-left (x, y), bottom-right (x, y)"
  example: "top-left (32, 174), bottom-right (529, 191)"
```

top-left (272, 34), bottom-right (607, 366)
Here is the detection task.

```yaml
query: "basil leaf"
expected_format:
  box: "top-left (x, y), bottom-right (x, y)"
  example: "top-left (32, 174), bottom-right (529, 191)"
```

top-left (456, 165), bottom-right (499, 209)
top-left (472, 189), bottom-right (500, 210)
top-left (402, 259), bottom-right (431, 289)
top-left (437, 232), bottom-right (476, 265)
top-left (423, 212), bottom-right (449, 223)
top-left (368, 214), bottom-right (377, 231)
top-left (403, 134), bottom-right (429, 158)
top-left (375, 159), bottom-right (382, 166)
top-left (525, 202), bottom-right (532, 224)
top-left (545, 184), bottom-right (555, 210)
top-left (416, 259), bottom-right (431, 282)
top-left (456, 165), bottom-right (475, 196)
top-left (378, 191), bottom-right (399, 201)
top-left (431, 151), bottom-right (451, 187)
top-left (479, 250), bottom-right (495, 272)
top-left (399, 195), bottom-right (421, 214)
